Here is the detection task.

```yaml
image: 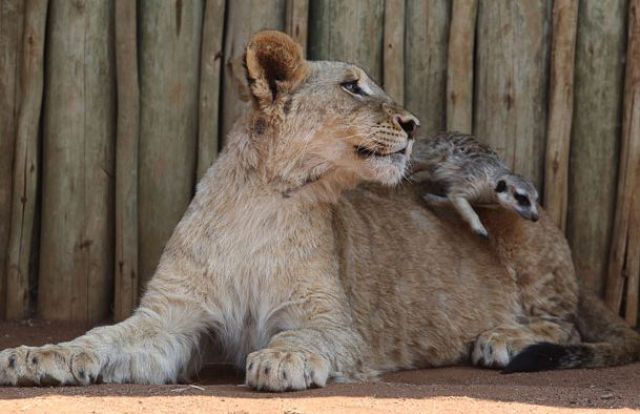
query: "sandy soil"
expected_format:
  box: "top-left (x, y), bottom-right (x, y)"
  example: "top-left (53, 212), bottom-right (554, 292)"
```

top-left (0, 320), bottom-right (638, 413)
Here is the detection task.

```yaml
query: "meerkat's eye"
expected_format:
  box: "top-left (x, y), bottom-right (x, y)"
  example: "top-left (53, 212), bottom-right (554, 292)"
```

top-left (495, 180), bottom-right (507, 193)
top-left (514, 193), bottom-right (531, 207)
top-left (341, 80), bottom-right (367, 96)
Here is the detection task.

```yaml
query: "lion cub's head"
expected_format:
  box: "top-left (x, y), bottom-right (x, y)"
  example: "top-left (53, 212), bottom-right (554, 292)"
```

top-left (239, 30), bottom-right (419, 198)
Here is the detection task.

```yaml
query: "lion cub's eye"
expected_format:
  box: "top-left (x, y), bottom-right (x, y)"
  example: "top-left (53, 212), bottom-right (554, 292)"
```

top-left (341, 80), bottom-right (367, 96)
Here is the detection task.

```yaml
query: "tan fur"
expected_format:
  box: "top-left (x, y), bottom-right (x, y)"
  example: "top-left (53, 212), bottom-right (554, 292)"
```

top-left (0, 31), bottom-right (637, 390)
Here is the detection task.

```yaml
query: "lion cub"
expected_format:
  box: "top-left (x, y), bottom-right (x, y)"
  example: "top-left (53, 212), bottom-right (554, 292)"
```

top-left (411, 132), bottom-right (539, 238)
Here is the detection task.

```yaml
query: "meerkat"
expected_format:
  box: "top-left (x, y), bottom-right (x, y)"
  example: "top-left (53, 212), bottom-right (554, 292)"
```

top-left (411, 132), bottom-right (539, 238)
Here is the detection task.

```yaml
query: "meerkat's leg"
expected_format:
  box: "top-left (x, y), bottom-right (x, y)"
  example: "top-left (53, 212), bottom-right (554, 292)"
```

top-left (0, 279), bottom-right (209, 386)
top-left (422, 193), bottom-right (451, 206)
top-left (449, 196), bottom-right (490, 238)
top-left (471, 317), bottom-right (580, 368)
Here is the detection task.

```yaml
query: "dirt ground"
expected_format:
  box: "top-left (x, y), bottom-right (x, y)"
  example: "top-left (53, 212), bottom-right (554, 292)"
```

top-left (0, 320), bottom-right (638, 413)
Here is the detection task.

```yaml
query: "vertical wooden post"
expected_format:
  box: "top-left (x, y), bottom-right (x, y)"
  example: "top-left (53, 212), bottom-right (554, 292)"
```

top-left (404, 0), bottom-right (450, 135)
top-left (606, 0), bottom-right (640, 320)
top-left (383, 0), bottom-right (405, 104)
top-left (138, 0), bottom-right (204, 291)
top-left (113, 0), bottom-right (140, 321)
top-left (221, 0), bottom-right (287, 140)
top-left (309, 0), bottom-right (384, 83)
top-left (474, 0), bottom-right (550, 190)
top-left (446, 0), bottom-right (477, 133)
top-left (197, 0), bottom-right (226, 180)
top-left (286, 0), bottom-right (309, 55)
top-left (0, 0), bottom-right (25, 319)
top-left (568, 0), bottom-right (626, 296)
top-left (39, 0), bottom-right (116, 322)
top-left (5, 0), bottom-right (47, 320)
top-left (544, 0), bottom-right (578, 232)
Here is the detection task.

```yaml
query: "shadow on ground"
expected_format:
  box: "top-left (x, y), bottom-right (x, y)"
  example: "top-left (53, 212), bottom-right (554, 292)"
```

top-left (0, 320), bottom-right (638, 411)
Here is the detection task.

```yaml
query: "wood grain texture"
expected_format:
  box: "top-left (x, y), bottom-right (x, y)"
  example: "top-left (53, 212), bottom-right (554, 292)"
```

top-left (623, 0), bottom-right (640, 327)
top-left (607, 0), bottom-right (640, 319)
top-left (286, 0), bottom-right (309, 54)
top-left (139, 0), bottom-right (203, 291)
top-left (221, 0), bottom-right (286, 140)
top-left (383, 0), bottom-right (405, 104)
top-left (568, 0), bottom-right (626, 296)
top-left (5, 0), bottom-right (46, 320)
top-left (446, 0), bottom-right (477, 133)
top-left (544, 0), bottom-right (578, 232)
top-left (0, 0), bottom-right (25, 318)
top-left (309, 0), bottom-right (384, 83)
top-left (39, 0), bottom-right (115, 322)
top-left (197, 0), bottom-right (225, 180)
top-left (113, 0), bottom-right (140, 321)
top-left (626, 148), bottom-right (640, 325)
top-left (404, 0), bottom-right (450, 135)
top-left (474, 0), bottom-right (551, 190)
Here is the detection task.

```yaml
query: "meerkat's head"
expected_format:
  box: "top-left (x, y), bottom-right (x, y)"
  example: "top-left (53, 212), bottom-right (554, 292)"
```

top-left (494, 174), bottom-right (539, 222)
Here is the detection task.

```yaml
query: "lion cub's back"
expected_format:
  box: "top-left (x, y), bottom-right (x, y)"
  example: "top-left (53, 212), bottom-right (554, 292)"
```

top-left (331, 184), bottom-right (521, 370)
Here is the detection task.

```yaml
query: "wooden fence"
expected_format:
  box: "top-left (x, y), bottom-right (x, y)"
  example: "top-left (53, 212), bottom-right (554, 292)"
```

top-left (0, 0), bottom-right (639, 326)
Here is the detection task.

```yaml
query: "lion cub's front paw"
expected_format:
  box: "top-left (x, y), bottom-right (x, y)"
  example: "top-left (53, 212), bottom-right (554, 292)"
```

top-left (245, 348), bottom-right (330, 392)
top-left (0, 345), bottom-right (101, 386)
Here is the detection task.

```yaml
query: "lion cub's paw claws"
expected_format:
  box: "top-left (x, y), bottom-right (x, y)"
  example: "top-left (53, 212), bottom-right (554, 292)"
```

top-left (0, 346), bottom-right (100, 387)
top-left (245, 349), bottom-right (330, 392)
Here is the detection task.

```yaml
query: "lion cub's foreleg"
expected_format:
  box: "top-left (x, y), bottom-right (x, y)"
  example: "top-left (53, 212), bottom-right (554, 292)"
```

top-left (0, 291), bottom-right (208, 386)
top-left (244, 276), bottom-right (373, 392)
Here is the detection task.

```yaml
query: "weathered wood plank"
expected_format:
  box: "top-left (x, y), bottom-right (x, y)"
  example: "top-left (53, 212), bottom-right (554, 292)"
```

top-left (626, 152), bottom-right (640, 325)
top-left (39, 0), bottom-right (115, 322)
top-left (221, 0), bottom-right (286, 140)
top-left (607, 0), bottom-right (640, 317)
top-left (446, 0), bottom-right (477, 133)
top-left (139, 0), bottom-right (203, 290)
top-left (623, 0), bottom-right (640, 326)
top-left (197, 0), bottom-right (225, 180)
top-left (0, 0), bottom-right (25, 319)
top-left (309, 0), bottom-right (384, 83)
top-left (5, 0), bottom-right (46, 320)
top-left (113, 0), bottom-right (140, 321)
top-left (404, 0), bottom-right (450, 135)
top-left (383, 0), bottom-right (405, 104)
top-left (568, 0), bottom-right (626, 296)
top-left (544, 0), bottom-right (578, 232)
top-left (474, 0), bottom-right (551, 190)
top-left (286, 0), bottom-right (309, 55)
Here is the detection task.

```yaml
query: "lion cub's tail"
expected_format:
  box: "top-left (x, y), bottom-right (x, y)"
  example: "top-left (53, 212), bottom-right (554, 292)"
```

top-left (504, 288), bottom-right (640, 372)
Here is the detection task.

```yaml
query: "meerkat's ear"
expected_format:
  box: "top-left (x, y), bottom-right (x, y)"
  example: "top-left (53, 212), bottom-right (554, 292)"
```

top-left (244, 30), bottom-right (309, 107)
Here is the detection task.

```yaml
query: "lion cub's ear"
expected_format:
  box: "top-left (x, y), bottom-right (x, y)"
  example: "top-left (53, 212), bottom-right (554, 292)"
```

top-left (244, 31), bottom-right (309, 107)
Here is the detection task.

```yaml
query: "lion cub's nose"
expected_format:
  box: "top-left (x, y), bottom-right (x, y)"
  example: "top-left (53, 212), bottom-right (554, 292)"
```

top-left (396, 116), bottom-right (419, 139)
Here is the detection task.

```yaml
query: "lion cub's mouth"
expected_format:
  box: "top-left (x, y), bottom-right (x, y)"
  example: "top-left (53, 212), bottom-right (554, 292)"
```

top-left (354, 145), bottom-right (407, 158)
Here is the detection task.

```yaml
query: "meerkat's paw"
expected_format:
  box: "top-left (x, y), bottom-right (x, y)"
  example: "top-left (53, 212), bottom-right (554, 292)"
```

top-left (472, 330), bottom-right (534, 368)
top-left (0, 345), bottom-right (101, 386)
top-left (245, 348), bottom-right (330, 392)
top-left (471, 225), bottom-right (490, 239)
